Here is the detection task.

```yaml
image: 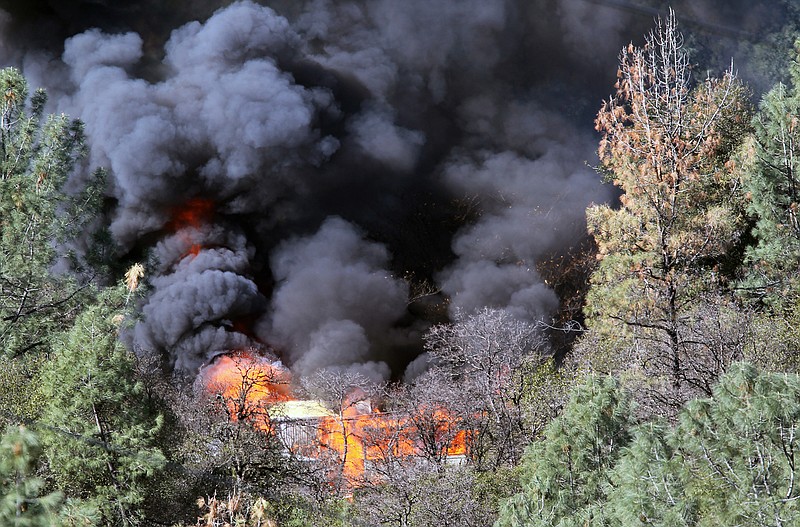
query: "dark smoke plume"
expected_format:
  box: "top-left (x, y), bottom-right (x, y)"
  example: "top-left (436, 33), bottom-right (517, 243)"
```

top-left (0, 0), bottom-right (789, 377)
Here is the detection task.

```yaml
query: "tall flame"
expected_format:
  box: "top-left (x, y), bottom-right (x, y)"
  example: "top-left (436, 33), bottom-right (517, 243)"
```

top-left (316, 402), bottom-right (468, 485)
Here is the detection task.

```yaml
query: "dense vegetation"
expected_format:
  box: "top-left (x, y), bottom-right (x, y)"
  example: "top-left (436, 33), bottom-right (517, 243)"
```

top-left (3, 8), bottom-right (800, 527)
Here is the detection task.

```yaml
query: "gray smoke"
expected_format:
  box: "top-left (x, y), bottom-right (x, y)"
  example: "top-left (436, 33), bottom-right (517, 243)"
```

top-left (258, 216), bottom-right (409, 381)
top-left (58, 5), bottom-right (336, 250)
top-left (439, 102), bottom-right (605, 321)
top-left (0, 0), bottom-right (784, 377)
top-left (133, 225), bottom-right (263, 372)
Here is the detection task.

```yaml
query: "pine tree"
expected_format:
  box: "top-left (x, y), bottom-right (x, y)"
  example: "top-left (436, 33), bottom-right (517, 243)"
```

top-left (603, 364), bottom-right (800, 526)
top-left (675, 364), bottom-right (800, 525)
top-left (495, 375), bottom-right (632, 527)
top-left (38, 286), bottom-right (165, 526)
top-left (582, 12), bottom-right (752, 405)
top-left (741, 40), bottom-right (800, 306)
top-left (0, 67), bottom-right (90, 357)
top-left (498, 364), bottom-right (800, 527)
top-left (0, 425), bottom-right (62, 526)
top-left (603, 421), bottom-right (693, 527)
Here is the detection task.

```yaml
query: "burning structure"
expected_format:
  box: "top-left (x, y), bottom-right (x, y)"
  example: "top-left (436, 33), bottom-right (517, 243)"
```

top-left (201, 350), bottom-right (468, 487)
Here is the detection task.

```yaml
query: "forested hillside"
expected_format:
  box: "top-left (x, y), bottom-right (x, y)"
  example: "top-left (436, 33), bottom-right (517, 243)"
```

top-left (1, 1), bottom-right (800, 526)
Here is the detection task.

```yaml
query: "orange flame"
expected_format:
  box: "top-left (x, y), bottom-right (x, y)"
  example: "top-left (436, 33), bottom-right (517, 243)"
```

top-left (201, 351), bottom-right (293, 423)
top-left (167, 198), bottom-right (216, 260)
top-left (202, 352), bottom-right (470, 487)
top-left (170, 198), bottom-right (215, 229)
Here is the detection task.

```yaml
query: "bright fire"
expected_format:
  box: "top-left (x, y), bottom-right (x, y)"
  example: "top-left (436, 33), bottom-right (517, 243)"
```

top-left (201, 351), bottom-right (292, 423)
top-left (167, 197), bottom-right (216, 259)
top-left (201, 351), bottom-right (469, 486)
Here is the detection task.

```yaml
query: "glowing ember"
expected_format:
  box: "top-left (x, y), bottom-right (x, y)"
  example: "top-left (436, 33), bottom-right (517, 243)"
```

top-left (169, 198), bottom-right (215, 229)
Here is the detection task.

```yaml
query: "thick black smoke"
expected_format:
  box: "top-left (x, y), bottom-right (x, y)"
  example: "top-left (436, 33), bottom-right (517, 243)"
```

top-left (0, 0), bottom-right (788, 377)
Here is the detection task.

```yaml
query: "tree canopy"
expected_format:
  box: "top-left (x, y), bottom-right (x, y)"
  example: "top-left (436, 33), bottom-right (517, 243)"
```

top-left (497, 364), bottom-right (800, 527)
top-left (580, 12), bottom-right (754, 409)
top-left (0, 67), bottom-right (90, 357)
top-left (738, 40), bottom-right (800, 307)
top-left (38, 286), bottom-right (165, 526)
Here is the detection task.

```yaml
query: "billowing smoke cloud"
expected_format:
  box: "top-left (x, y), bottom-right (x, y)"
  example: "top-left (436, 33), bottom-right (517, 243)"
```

top-left (0, 0), bottom-right (784, 377)
top-left (134, 224), bottom-right (263, 372)
top-left (439, 102), bottom-right (605, 320)
top-left (51, 3), bottom-right (344, 374)
top-left (259, 217), bottom-right (409, 381)
top-left (58, 5), bottom-right (336, 249)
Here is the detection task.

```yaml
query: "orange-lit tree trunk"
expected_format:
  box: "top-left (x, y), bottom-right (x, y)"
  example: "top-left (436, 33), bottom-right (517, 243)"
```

top-left (199, 351), bottom-right (295, 491)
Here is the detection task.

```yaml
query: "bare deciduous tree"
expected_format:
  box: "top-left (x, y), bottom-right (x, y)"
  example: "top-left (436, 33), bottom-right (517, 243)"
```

top-left (423, 307), bottom-right (548, 469)
top-left (354, 463), bottom-right (493, 527)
